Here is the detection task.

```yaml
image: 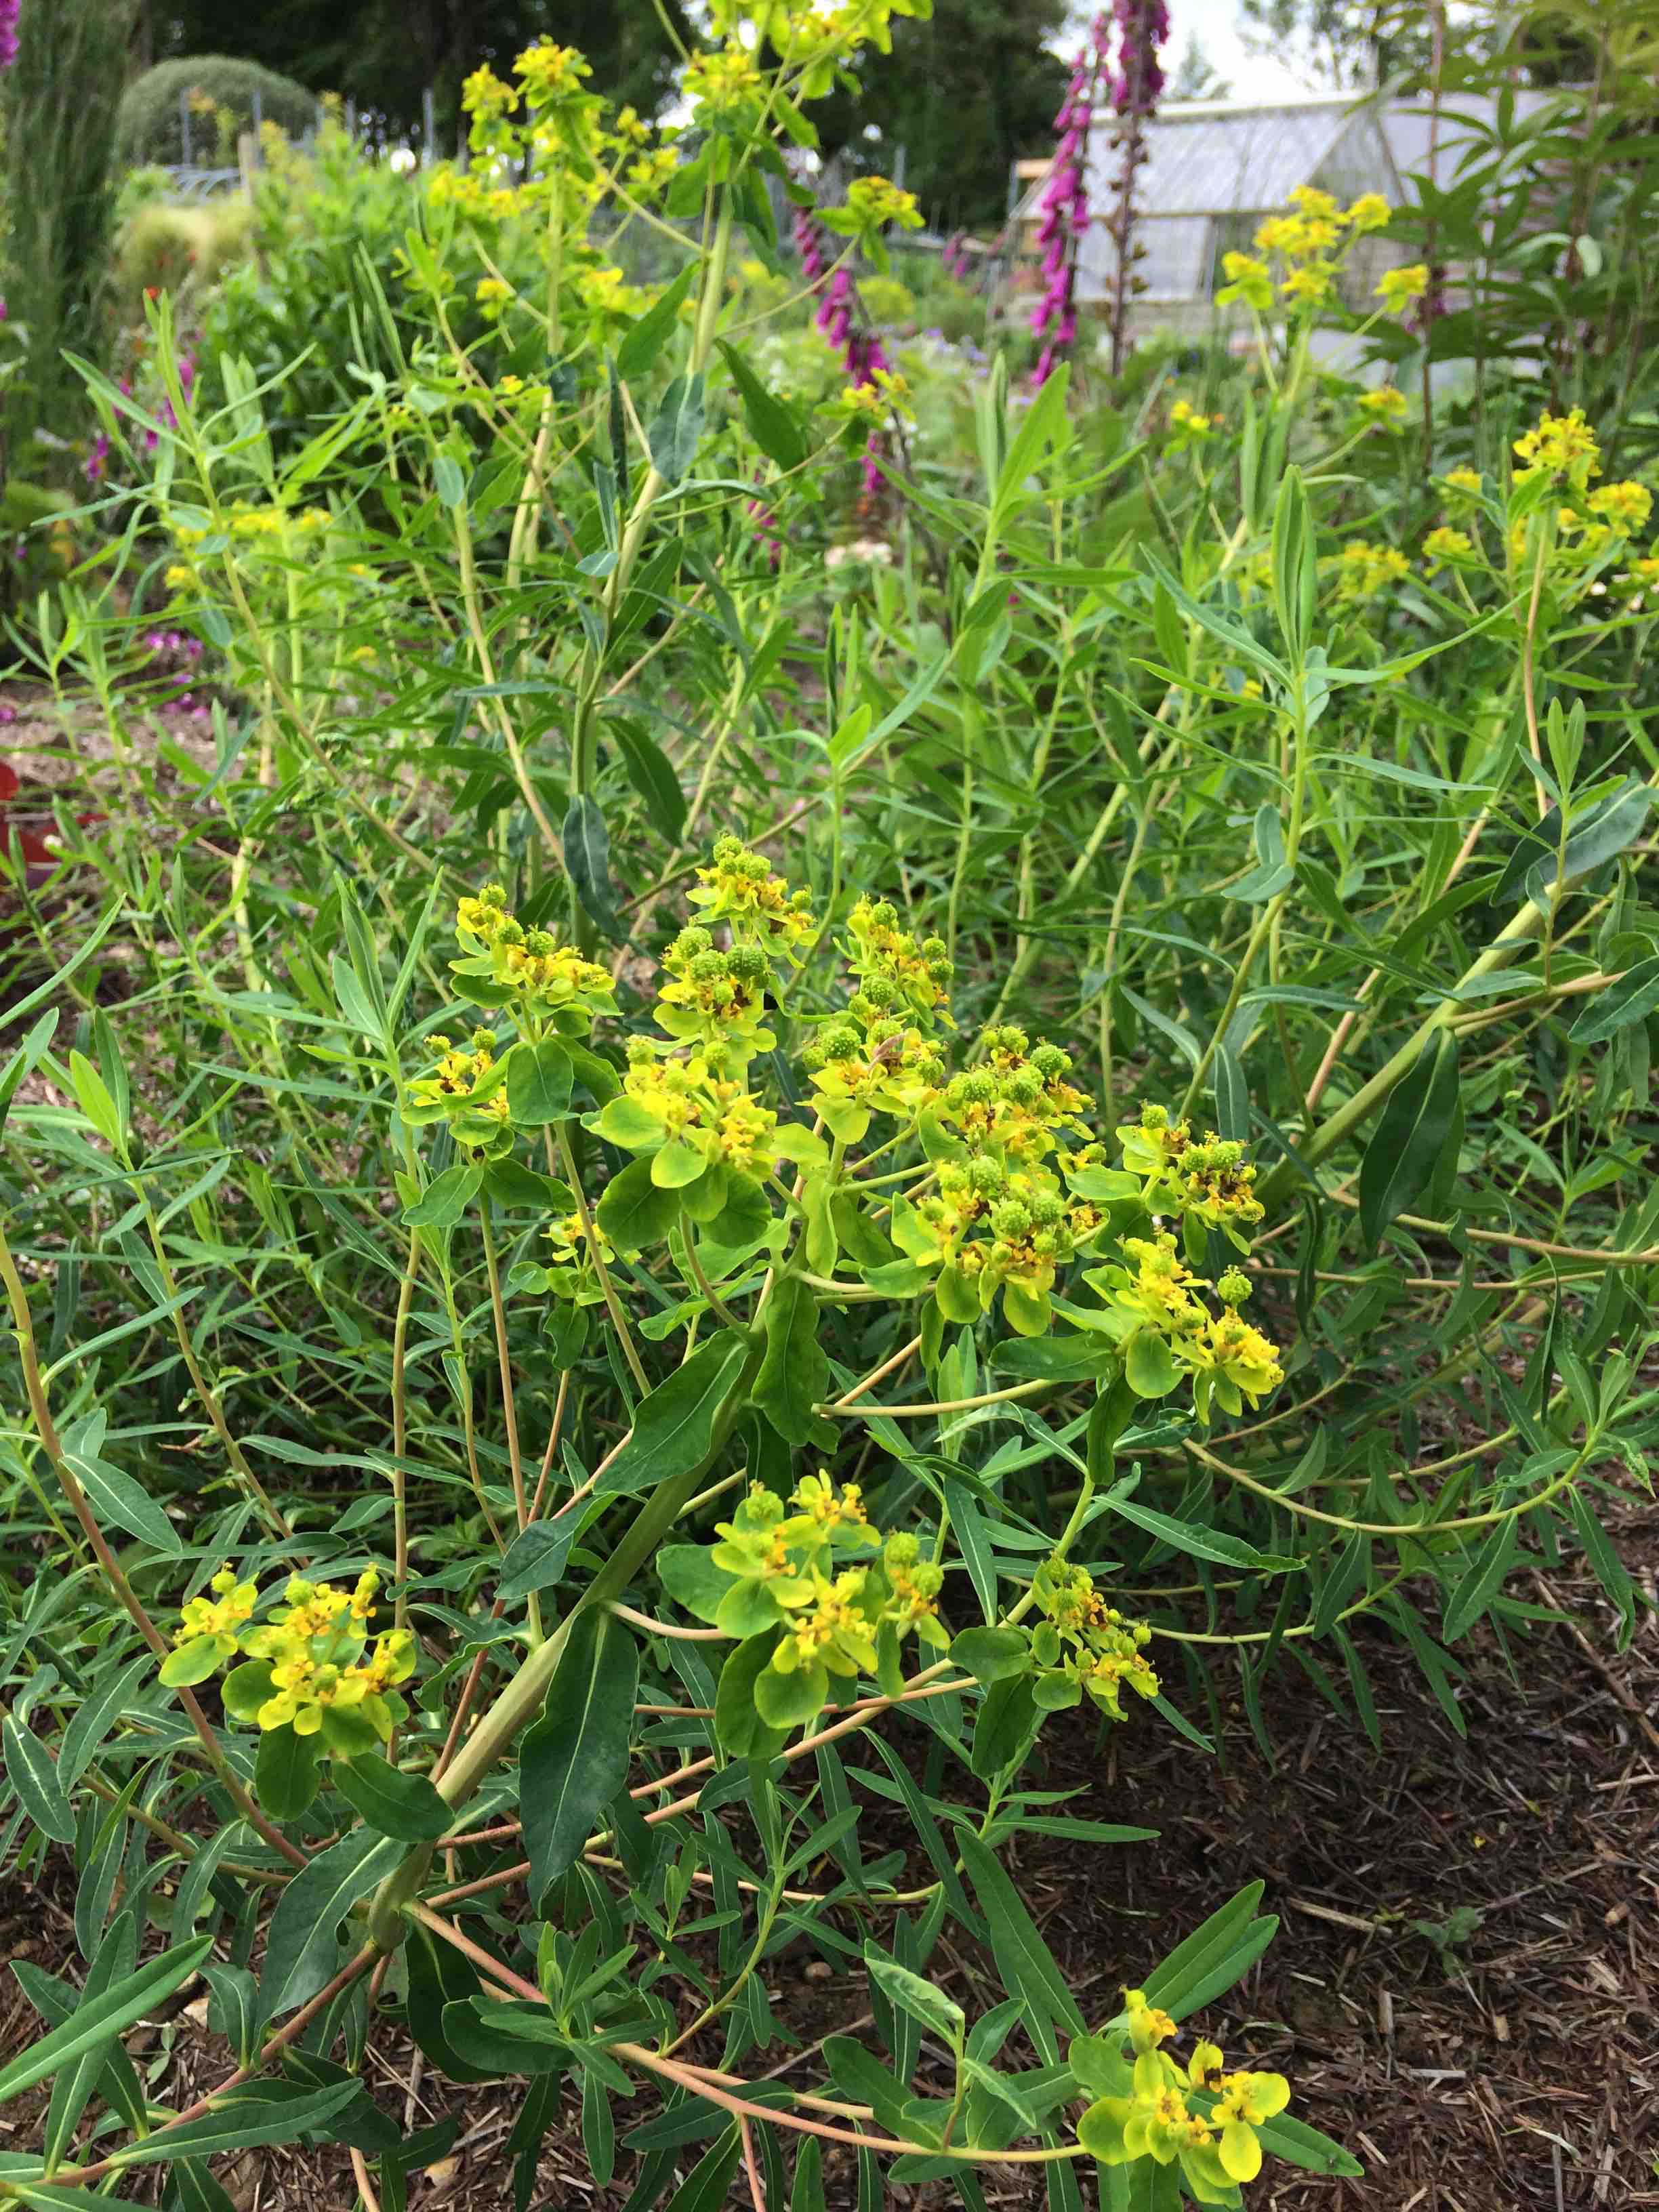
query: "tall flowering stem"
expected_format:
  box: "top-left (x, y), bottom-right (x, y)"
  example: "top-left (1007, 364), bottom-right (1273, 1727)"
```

top-left (798, 202), bottom-right (897, 498)
top-left (1105, 0), bottom-right (1169, 374)
top-left (1031, 15), bottom-right (1112, 388)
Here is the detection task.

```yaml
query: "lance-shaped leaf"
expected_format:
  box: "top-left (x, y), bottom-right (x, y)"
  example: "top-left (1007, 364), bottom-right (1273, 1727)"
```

top-left (521, 1610), bottom-right (638, 1903)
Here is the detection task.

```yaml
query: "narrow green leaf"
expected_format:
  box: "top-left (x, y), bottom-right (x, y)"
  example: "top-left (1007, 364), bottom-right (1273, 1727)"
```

top-left (754, 1277), bottom-right (828, 1446)
top-left (259, 1831), bottom-right (401, 2018)
top-left (1, 1717), bottom-right (75, 1843)
top-left (334, 1758), bottom-right (454, 1842)
top-left (521, 1610), bottom-right (638, 1902)
top-left (1358, 1030), bottom-right (1460, 1250)
top-left (617, 263), bottom-right (697, 379)
top-left (563, 796), bottom-right (623, 941)
top-left (595, 1331), bottom-right (750, 1496)
top-left (955, 1830), bottom-right (1084, 2045)
top-left (0, 1937), bottom-right (213, 2106)
top-left (1570, 954), bottom-right (1659, 1044)
top-left (497, 1515), bottom-right (579, 1603)
top-left (110, 2079), bottom-right (364, 2166)
top-left (609, 716), bottom-right (687, 842)
top-left (647, 372), bottom-right (705, 485)
top-left (1103, 1489), bottom-right (1294, 1572)
top-left (717, 340), bottom-right (808, 472)
top-left (68, 1050), bottom-right (124, 1152)
top-left (1441, 1517), bottom-right (1521, 1643)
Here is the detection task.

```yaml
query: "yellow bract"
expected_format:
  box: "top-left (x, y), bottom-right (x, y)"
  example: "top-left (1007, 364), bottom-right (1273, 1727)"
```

top-left (1513, 405), bottom-right (1601, 487)
top-left (1374, 262), bottom-right (1429, 314)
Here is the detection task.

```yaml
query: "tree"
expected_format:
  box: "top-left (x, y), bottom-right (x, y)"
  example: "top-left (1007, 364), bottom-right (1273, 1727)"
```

top-left (1236, 0), bottom-right (1599, 94)
top-left (1236, 0), bottom-right (1429, 88)
top-left (805, 0), bottom-right (1072, 232)
top-left (141, 0), bottom-right (691, 138)
top-left (1168, 31), bottom-right (1231, 102)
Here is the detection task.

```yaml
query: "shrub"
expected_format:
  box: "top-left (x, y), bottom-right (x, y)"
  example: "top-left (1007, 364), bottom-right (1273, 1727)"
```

top-left (115, 54), bottom-right (319, 166)
top-left (2, 20), bottom-right (1656, 2212)
top-left (115, 196), bottom-right (253, 303)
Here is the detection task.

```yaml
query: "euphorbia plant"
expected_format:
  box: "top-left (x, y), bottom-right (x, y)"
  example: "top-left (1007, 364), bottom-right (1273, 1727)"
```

top-left (0, 838), bottom-right (1361, 2206)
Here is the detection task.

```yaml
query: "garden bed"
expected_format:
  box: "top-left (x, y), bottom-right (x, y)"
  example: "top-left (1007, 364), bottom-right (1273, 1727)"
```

top-left (4, 1513), bottom-right (1653, 2212)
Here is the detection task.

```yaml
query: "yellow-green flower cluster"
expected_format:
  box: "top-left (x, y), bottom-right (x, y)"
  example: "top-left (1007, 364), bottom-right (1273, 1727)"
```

top-left (1513, 405), bottom-right (1600, 489)
top-left (682, 42), bottom-right (766, 121)
top-left (1116, 1105), bottom-right (1265, 1248)
top-left (802, 898), bottom-right (953, 1142)
top-left (1088, 1232), bottom-right (1283, 1423)
top-left (451, 884), bottom-right (617, 1025)
top-left (541, 1211), bottom-right (615, 1304)
top-left (1218, 186), bottom-right (1395, 315)
top-left (590, 845), bottom-right (828, 1208)
top-left (161, 1566), bottom-right (258, 1682)
top-left (407, 1029), bottom-right (510, 1147)
top-left (842, 175), bottom-right (923, 232)
top-left (164, 1568), bottom-right (415, 1750)
top-left (1356, 384), bottom-right (1408, 430)
top-left (1029, 1559), bottom-right (1159, 1720)
top-left (1422, 525), bottom-right (1474, 574)
top-left (1167, 398), bottom-right (1222, 450)
top-left (686, 1476), bottom-right (947, 1723)
top-left (1332, 538), bottom-right (1410, 602)
top-left (599, 1040), bottom-right (794, 1186)
top-left (881, 1026), bottom-right (1108, 1335)
top-left (688, 835), bottom-right (817, 948)
top-left (1374, 262), bottom-right (1429, 314)
top-left (1076, 1992), bottom-right (1292, 2200)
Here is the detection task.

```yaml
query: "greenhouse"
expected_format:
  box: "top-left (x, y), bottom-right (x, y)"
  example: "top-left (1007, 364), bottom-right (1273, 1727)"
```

top-left (1010, 87), bottom-right (1557, 336)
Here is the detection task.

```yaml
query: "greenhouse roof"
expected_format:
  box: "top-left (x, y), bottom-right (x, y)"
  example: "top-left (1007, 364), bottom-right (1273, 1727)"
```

top-left (1109, 95), bottom-right (1367, 220)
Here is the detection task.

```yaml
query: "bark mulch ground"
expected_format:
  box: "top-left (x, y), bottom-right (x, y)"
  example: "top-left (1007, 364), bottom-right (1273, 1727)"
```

top-left (3, 1523), bottom-right (1656, 2211)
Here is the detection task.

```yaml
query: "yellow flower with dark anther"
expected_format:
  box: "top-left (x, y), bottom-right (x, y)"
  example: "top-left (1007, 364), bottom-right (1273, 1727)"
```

top-left (1026, 1562), bottom-right (1160, 1719)
top-left (1586, 479), bottom-right (1652, 535)
top-left (1077, 2007), bottom-right (1296, 2202)
top-left (163, 1568), bottom-right (415, 1748)
top-left (1513, 405), bottom-right (1601, 487)
top-left (1210, 2070), bottom-right (1292, 2181)
top-left (1374, 262), bottom-right (1428, 314)
top-left (1187, 1308), bottom-right (1285, 1422)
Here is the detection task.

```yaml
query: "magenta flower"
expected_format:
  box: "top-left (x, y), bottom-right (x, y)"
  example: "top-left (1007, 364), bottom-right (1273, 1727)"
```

top-left (0, 0), bottom-right (19, 70)
top-left (1031, 14), bottom-right (1112, 386)
top-left (796, 194), bottom-right (897, 499)
top-left (1103, 0), bottom-right (1169, 370)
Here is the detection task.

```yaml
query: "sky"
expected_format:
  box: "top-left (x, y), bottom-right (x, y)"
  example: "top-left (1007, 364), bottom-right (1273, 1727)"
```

top-left (1161, 0), bottom-right (1311, 101)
